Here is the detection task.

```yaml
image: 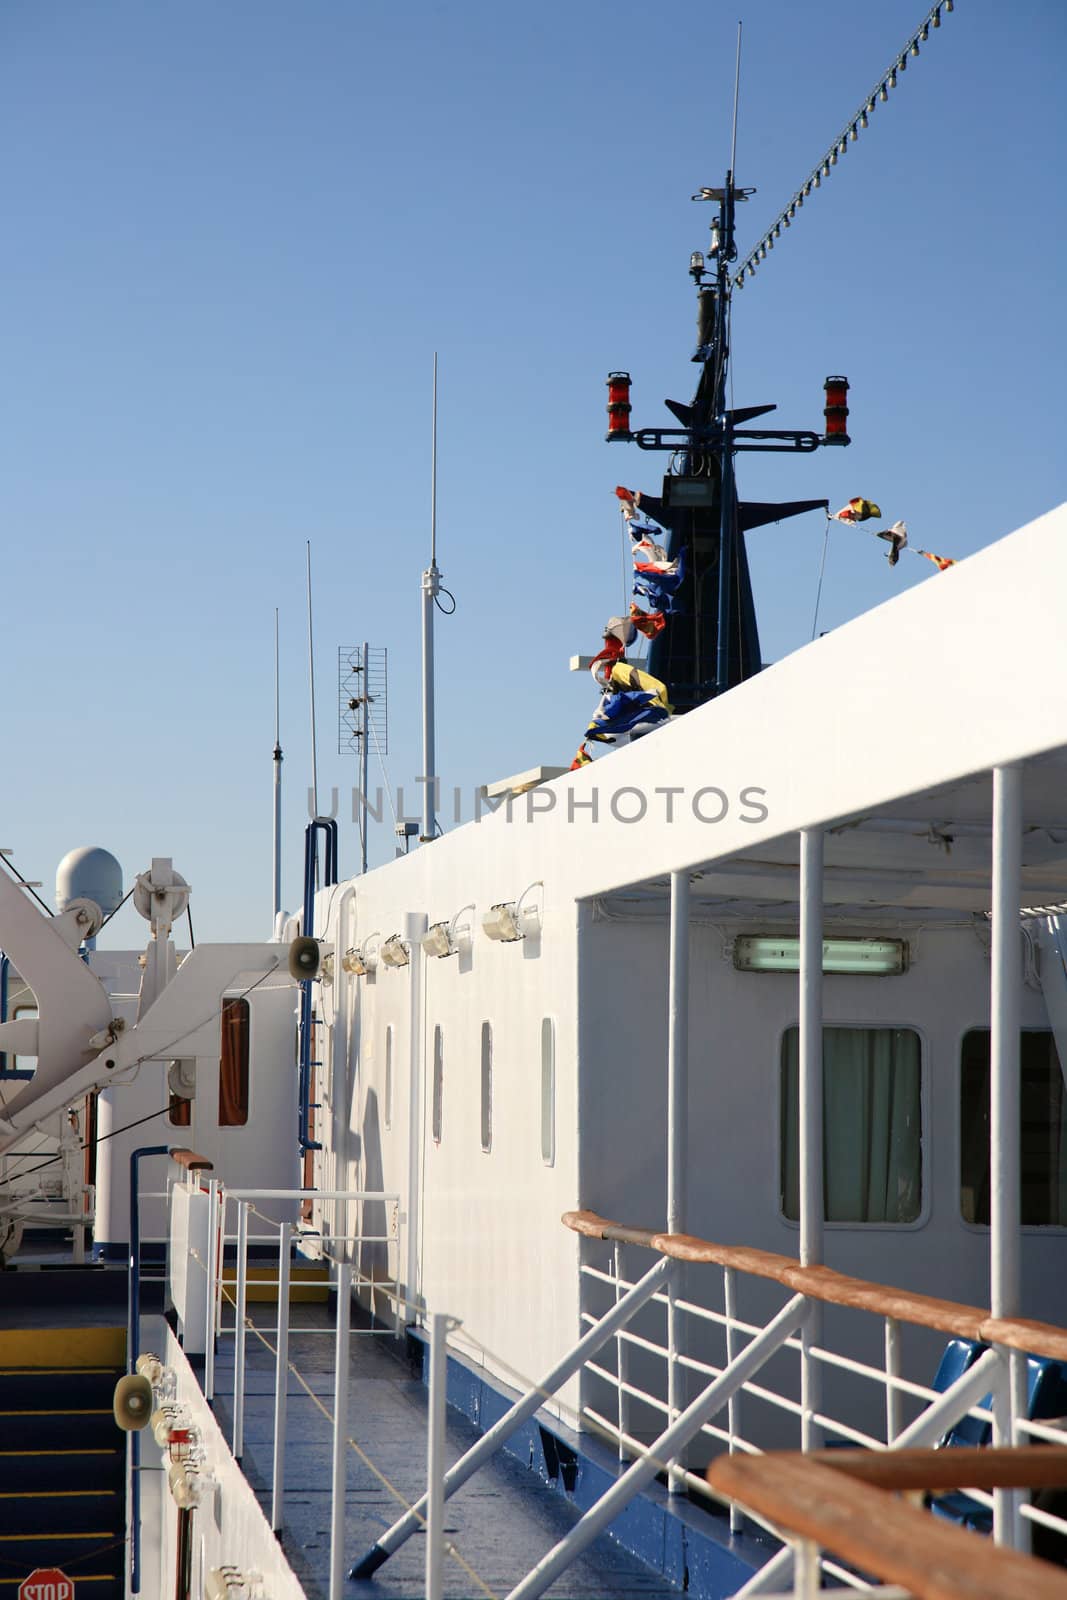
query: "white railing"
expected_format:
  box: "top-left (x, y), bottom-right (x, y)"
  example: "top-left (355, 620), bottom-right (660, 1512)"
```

top-left (568, 1211), bottom-right (1067, 1595)
top-left (168, 1170), bottom-right (403, 1600)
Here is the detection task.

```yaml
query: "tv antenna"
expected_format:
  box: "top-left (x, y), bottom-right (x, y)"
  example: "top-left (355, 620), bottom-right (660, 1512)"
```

top-left (339, 645), bottom-right (388, 874)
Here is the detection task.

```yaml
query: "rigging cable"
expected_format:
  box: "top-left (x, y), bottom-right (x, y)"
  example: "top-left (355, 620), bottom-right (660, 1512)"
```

top-left (734, 1), bottom-right (955, 291)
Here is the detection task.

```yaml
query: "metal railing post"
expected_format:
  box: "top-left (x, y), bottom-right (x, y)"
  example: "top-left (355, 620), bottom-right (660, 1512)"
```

top-left (725, 1266), bottom-right (742, 1533)
top-left (667, 869), bottom-right (690, 1491)
top-left (614, 1242), bottom-right (630, 1462)
top-left (272, 1221), bottom-right (292, 1533)
top-left (329, 1262), bottom-right (353, 1600)
top-left (233, 1199), bottom-right (249, 1459)
top-left (799, 827), bottom-right (824, 1452)
top-left (127, 1145), bottom-right (169, 1598)
top-left (991, 763), bottom-right (1022, 1548)
top-left (204, 1178), bottom-right (219, 1402)
top-left (885, 1316), bottom-right (902, 1444)
top-left (426, 1310), bottom-right (449, 1600)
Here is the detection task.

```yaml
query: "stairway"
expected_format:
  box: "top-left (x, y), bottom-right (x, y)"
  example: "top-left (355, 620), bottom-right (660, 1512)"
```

top-left (0, 1326), bottom-right (126, 1600)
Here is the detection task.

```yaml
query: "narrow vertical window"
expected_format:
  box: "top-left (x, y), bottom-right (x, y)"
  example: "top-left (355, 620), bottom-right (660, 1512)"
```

top-left (540, 1017), bottom-right (555, 1166)
top-left (432, 1024), bottom-right (444, 1144)
top-left (384, 1025), bottom-right (394, 1129)
top-left (480, 1022), bottom-right (493, 1153)
top-left (219, 997), bottom-right (250, 1127)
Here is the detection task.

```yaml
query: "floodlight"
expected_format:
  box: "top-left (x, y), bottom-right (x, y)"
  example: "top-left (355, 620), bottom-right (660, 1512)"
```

top-left (380, 934), bottom-right (410, 968)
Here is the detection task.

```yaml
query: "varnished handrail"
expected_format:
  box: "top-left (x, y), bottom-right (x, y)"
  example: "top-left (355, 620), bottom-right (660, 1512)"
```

top-left (706, 1449), bottom-right (1067, 1600)
top-left (563, 1209), bottom-right (1067, 1359)
top-left (169, 1146), bottom-right (214, 1172)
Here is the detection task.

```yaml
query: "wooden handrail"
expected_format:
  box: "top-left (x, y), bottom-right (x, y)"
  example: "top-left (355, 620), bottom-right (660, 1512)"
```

top-left (706, 1450), bottom-right (1067, 1600)
top-left (169, 1147), bottom-right (214, 1172)
top-left (805, 1445), bottom-right (1067, 1493)
top-left (563, 1209), bottom-right (1067, 1357)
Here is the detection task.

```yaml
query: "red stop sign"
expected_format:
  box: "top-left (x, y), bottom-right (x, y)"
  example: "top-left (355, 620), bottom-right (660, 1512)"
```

top-left (18, 1572), bottom-right (73, 1600)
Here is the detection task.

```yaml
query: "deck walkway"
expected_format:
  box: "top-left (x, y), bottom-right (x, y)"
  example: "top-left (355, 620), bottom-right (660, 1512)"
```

top-left (208, 1299), bottom-right (689, 1600)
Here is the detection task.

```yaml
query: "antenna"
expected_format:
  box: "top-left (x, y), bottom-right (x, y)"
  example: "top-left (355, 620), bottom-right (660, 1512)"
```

top-left (420, 353), bottom-right (441, 844)
top-left (339, 644), bottom-right (388, 874)
top-left (306, 541), bottom-right (319, 820)
top-left (273, 608), bottom-right (283, 923)
top-left (730, 21), bottom-right (742, 176)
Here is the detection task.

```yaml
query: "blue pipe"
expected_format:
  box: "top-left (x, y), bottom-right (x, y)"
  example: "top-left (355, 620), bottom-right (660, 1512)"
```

top-left (298, 820), bottom-right (338, 1153)
top-left (128, 1144), bottom-right (170, 1595)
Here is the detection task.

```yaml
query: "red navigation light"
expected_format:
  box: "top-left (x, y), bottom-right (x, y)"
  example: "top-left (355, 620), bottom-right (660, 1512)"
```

top-left (823, 375), bottom-right (850, 445)
top-left (606, 370), bottom-right (632, 442)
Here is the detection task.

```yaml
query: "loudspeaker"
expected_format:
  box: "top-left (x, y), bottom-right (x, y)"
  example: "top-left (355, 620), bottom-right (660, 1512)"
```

top-left (113, 1372), bottom-right (154, 1431)
top-left (288, 935), bottom-right (321, 980)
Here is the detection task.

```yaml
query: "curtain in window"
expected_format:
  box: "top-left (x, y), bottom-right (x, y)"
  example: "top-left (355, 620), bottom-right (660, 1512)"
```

top-left (219, 997), bottom-right (249, 1127)
top-left (781, 1027), bottom-right (922, 1223)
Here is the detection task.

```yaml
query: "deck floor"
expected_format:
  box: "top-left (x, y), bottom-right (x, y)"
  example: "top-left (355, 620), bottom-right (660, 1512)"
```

top-left (209, 1300), bottom-right (681, 1600)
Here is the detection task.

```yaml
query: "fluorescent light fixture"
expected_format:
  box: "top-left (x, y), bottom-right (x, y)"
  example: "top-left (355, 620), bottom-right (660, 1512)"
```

top-left (482, 902), bottom-right (523, 943)
top-left (733, 936), bottom-right (908, 975)
top-left (421, 922), bottom-right (455, 959)
top-left (380, 934), bottom-right (410, 968)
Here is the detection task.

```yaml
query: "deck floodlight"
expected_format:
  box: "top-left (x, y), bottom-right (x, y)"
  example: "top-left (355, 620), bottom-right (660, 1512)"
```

top-left (342, 934), bottom-right (380, 976)
top-left (733, 936), bottom-right (908, 975)
top-left (482, 883), bottom-right (542, 944)
top-left (380, 934), bottom-right (410, 968)
top-left (421, 922), bottom-right (455, 959)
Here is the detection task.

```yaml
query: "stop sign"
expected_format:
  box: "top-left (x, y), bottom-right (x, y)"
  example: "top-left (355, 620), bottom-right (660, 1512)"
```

top-left (18, 1573), bottom-right (73, 1600)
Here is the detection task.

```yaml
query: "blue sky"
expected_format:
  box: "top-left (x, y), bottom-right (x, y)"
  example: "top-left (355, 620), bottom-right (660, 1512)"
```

top-left (1, 0), bottom-right (1064, 942)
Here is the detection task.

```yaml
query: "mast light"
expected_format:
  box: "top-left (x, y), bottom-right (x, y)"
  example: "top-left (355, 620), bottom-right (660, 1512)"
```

top-left (823, 375), bottom-right (850, 445)
top-left (606, 371), bottom-right (633, 442)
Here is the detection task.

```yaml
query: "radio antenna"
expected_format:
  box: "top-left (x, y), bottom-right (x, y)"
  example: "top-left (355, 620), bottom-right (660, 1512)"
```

top-left (272, 608), bottom-right (283, 923)
top-left (420, 353), bottom-right (441, 844)
top-left (306, 541), bottom-right (320, 821)
top-left (730, 21), bottom-right (742, 175)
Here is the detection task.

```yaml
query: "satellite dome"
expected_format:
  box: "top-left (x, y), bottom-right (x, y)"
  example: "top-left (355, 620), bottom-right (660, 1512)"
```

top-left (56, 846), bottom-right (124, 917)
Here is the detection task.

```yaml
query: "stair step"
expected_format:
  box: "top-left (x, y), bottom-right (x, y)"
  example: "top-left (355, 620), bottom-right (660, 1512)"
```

top-left (0, 1369), bottom-right (123, 1410)
top-left (0, 1410), bottom-right (121, 1450)
top-left (0, 1449), bottom-right (123, 1493)
top-left (220, 1264), bottom-right (329, 1302)
top-left (0, 1531), bottom-right (122, 1582)
top-left (0, 1488), bottom-right (123, 1535)
top-left (0, 1328), bottom-right (125, 1370)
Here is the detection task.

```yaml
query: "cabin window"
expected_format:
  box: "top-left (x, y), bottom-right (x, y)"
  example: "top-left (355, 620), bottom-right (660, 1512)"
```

top-left (960, 1029), bottom-right (1067, 1226)
top-left (780, 1026), bottom-right (922, 1224)
top-left (480, 1022), bottom-right (493, 1152)
top-left (384, 1025), bottom-right (394, 1129)
top-left (540, 1017), bottom-right (555, 1166)
top-left (432, 1024), bottom-right (444, 1144)
top-left (218, 997), bottom-right (250, 1127)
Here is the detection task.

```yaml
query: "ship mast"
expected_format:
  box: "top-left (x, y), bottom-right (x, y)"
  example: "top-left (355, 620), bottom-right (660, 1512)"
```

top-left (607, 187), bottom-right (847, 711)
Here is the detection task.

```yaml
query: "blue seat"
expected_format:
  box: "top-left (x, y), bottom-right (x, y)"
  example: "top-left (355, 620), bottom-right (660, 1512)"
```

top-left (929, 1348), bottom-right (1067, 1531)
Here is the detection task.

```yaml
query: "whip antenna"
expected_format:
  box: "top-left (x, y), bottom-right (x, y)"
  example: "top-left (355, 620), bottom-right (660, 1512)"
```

top-left (273, 608), bottom-right (283, 923)
top-left (306, 541), bottom-right (320, 821)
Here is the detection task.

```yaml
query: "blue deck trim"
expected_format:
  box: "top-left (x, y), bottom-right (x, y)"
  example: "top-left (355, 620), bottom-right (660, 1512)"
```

top-left (407, 1326), bottom-right (777, 1598)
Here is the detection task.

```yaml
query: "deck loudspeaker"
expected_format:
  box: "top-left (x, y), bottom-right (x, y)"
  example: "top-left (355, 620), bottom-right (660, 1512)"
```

top-left (288, 936), bottom-right (321, 980)
top-left (113, 1372), bottom-right (154, 1431)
